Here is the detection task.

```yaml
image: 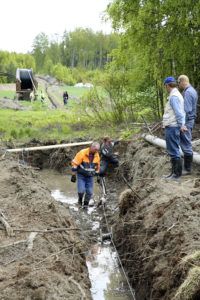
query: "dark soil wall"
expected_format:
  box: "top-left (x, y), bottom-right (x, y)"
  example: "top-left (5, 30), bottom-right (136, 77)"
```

top-left (111, 139), bottom-right (200, 300)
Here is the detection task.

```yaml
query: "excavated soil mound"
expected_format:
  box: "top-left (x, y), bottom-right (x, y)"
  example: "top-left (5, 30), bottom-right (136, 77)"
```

top-left (0, 98), bottom-right (30, 110)
top-left (111, 139), bottom-right (200, 300)
top-left (0, 155), bottom-right (92, 300)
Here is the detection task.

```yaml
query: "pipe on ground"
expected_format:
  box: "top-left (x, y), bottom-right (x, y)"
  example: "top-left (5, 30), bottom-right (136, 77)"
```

top-left (142, 134), bottom-right (200, 164)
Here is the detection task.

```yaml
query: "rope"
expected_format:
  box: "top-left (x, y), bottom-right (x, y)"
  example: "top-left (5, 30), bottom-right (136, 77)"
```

top-left (27, 70), bottom-right (37, 93)
top-left (101, 202), bottom-right (136, 300)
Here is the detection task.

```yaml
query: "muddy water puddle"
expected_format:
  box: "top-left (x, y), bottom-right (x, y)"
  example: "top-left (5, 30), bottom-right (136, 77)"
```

top-left (40, 169), bottom-right (134, 300)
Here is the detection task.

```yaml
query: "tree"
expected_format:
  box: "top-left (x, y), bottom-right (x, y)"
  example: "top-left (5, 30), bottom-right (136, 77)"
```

top-left (32, 32), bottom-right (49, 72)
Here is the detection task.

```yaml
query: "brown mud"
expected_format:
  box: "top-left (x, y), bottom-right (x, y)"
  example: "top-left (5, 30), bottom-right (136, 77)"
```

top-left (0, 153), bottom-right (92, 300)
top-left (108, 138), bottom-right (200, 300)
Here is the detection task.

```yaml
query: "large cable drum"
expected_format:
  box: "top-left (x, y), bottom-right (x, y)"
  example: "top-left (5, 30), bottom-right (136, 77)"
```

top-left (19, 69), bottom-right (33, 89)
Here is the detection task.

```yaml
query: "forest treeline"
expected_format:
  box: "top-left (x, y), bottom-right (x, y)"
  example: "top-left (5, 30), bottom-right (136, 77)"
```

top-left (0, 28), bottom-right (119, 85)
top-left (1, 0), bottom-right (200, 125)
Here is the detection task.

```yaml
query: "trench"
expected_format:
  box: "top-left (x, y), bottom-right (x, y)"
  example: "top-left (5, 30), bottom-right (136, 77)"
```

top-left (39, 169), bottom-right (135, 300)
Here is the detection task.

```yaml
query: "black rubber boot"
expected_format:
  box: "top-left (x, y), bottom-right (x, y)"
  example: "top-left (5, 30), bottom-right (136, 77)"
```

top-left (83, 195), bottom-right (91, 210)
top-left (163, 159), bottom-right (174, 178)
top-left (78, 193), bottom-right (84, 206)
top-left (167, 159), bottom-right (182, 182)
top-left (182, 155), bottom-right (193, 175)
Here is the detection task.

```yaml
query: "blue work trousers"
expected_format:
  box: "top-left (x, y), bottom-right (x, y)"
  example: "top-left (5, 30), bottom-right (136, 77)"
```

top-left (165, 126), bottom-right (181, 160)
top-left (77, 173), bottom-right (93, 198)
top-left (180, 128), bottom-right (193, 156)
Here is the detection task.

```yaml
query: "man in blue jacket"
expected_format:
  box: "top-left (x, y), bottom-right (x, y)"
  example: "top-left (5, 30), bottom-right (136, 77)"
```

top-left (178, 75), bottom-right (198, 175)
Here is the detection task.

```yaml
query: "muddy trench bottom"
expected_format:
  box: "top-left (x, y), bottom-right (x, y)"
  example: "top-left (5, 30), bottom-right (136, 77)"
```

top-left (40, 169), bottom-right (134, 300)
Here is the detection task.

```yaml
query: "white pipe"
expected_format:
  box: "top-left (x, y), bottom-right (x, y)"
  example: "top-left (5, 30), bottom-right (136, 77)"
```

top-left (6, 141), bottom-right (93, 153)
top-left (142, 134), bottom-right (200, 164)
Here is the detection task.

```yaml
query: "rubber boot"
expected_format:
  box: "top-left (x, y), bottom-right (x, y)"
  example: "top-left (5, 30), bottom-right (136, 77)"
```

top-left (167, 159), bottom-right (182, 182)
top-left (182, 155), bottom-right (193, 175)
top-left (163, 159), bottom-right (174, 178)
top-left (78, 193), bottom-right (84, 206)
top-left (83, 195), bottom-right (91, 210)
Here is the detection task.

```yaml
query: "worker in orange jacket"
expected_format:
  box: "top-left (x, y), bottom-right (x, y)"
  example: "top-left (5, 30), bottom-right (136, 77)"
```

top-left (71, 142), bottom-right (100, 209)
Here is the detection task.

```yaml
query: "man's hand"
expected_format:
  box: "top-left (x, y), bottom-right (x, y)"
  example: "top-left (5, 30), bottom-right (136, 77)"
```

top-left (118, 137), bottom-right (123, 142)
top-left (71, 174), bottom-right (76, 183)
top-left (114, 152), bottom-right (119, 156)
top-left (180, 125), bottom-right (188, 133)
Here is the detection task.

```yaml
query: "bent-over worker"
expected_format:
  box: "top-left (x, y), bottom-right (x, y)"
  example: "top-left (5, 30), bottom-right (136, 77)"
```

top-left (71, 142), bottom-right (100, 209)
top-left (99, 136), bottom-right (122, 176)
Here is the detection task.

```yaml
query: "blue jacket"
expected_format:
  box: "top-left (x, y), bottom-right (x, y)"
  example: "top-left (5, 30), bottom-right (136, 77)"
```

top-left (183, 85), bottom-right (198, 128)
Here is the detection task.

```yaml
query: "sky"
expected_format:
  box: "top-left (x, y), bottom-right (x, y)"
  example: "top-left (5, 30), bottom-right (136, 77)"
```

top-left (0, 0), bottom-right (113, 54)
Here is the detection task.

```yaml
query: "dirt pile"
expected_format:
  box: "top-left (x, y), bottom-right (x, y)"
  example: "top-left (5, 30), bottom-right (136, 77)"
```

top-left (0, 155), bottom-right (92, 300)
top-left (0, 98), bottom-right (30, 110)
top-left (111, 139), bottom-right (200, 299)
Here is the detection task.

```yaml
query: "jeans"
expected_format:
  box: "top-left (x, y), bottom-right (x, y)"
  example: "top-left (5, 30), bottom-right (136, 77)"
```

top-left (99, 158), bottom-right (119, 176)
top-left (77, 173), bottom-right (93, 198)
top-left (165, 126), bottom-right (181, 160)
top-left (180, 128), bottom-right (193, 156)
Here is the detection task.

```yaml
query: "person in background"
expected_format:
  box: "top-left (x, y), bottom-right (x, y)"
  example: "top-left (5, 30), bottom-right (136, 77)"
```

top-left (163, 77), bottom-right (187, 182)
top-left (71, 142), bottom-right (100, 209)
top-left (63, 91), bottom-right (69, 105)
top-left (99, 136), bottom-right (123, 176)
top-left (40, 90), bottom-right (45, 104)
top-left (178, 75), bottom-right (198, 175)
top-left (30, 91), bottom-right (34, 102)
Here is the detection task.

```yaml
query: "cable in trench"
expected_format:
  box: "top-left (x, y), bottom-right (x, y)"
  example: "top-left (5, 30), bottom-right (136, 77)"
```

top-left (98, 178), bottom-right (136, 300)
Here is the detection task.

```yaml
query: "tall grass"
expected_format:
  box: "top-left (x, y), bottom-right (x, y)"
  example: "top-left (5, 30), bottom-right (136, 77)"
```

top-left (0, 109), bottom-right (87, 142)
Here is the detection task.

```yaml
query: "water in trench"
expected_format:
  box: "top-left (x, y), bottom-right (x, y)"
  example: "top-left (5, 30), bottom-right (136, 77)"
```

top-left (40, 169), bottom-right (135, 300)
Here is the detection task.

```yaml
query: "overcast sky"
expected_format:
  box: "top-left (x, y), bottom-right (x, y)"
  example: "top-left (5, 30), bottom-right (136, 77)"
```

top-left (0, 0), bottom-right (113, 53)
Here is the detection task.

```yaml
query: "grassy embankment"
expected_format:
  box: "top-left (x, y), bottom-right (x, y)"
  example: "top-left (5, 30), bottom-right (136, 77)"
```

top-left (0, 85), bottom-right (120, 144)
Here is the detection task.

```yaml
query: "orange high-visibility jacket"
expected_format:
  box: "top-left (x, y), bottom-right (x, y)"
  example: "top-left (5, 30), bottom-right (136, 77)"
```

top-left (72, 148), bottom-right (100, 177)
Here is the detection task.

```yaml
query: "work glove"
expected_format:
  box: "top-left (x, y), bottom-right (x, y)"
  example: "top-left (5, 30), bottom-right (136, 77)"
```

top-left (71, 175), bottom-right (76, 183)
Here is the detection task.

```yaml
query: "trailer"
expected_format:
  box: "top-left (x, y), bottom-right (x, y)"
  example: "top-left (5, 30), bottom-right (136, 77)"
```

top-left (15, 68), bottom-right (38, 101)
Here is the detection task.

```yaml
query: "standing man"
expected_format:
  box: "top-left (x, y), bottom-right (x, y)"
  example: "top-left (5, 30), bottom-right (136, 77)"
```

top-left (40, 90), bottom-right (45, 104)
top-left (63, 91), bottom-right (69, 105)
top-left (99, 136), bottom-right (122, 176)
top-left (163, 77), bottom-right (187, 182)
top-left (178, 75), bottom-right (198, 175)
top-left (71, 142), bottom-right (100, 209)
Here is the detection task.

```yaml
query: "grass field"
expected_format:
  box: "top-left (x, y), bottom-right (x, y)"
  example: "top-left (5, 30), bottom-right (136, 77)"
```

top-left (59, 86), bottom-right (90, 98)
top-left (0, 84), bottom-right (126, 144)
top-left (0, 90), bottom-right (15, 99)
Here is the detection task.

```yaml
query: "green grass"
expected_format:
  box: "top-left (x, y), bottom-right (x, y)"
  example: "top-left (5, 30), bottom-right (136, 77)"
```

top-left (0, 84), bottom-right (129, 144)
top-left (0, 90), bottom-right (15, 99)
top-left (0, 109), bottom-right (87, 142)
top-left (60, 86), bottom-right (90, 98)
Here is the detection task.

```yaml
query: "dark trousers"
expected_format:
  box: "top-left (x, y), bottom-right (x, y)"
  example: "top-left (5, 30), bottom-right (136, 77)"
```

top-left (165, 126), bottom-right (181, 160)
top-left (99, 158), bottom-right (119, 176)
